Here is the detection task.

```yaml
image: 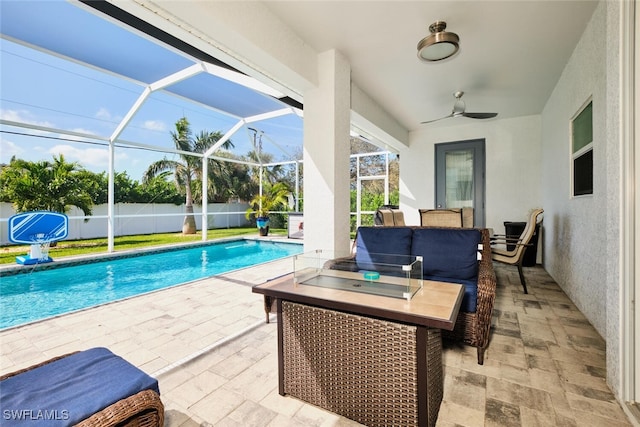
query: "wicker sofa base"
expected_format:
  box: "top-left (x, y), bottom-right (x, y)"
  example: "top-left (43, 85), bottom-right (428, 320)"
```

top-left (281, 301), bottom-right (443, 427)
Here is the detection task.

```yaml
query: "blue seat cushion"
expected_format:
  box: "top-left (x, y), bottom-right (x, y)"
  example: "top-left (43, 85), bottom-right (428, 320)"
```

top-left (0, 347), bottom-right (159, 426)
top-left (411, 228), bottom-right (481, 281)
top-left (355, 226), bottom-right (413, 271)
top-left (425, 275), bottom-right (478, 313)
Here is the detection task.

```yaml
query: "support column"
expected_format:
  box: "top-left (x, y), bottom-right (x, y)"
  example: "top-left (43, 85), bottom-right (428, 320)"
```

top-left (303, 50), bottom-right (351, 254)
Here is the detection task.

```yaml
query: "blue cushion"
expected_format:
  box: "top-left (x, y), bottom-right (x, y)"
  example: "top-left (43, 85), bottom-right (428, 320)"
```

top-left (411, 228), bottom-right (481, 280)
top-left (355, 227), bottom-right (413, 271)
top-left (0, 347), bottom-right (159, 426)
top-left (425, 275), bottom-right (478, 313)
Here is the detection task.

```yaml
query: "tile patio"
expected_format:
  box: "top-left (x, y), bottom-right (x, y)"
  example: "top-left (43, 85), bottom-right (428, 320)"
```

top-left (0, 255), bottom-right (633, 426)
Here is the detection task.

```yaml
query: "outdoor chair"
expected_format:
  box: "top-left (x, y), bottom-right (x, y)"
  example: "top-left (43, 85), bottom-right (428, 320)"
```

top-left (375, 206), bottom-right (405, 226)
top-left (419, 207), bottom-right (474, 228)
top-left (491, 208), bottom-right (544, 293)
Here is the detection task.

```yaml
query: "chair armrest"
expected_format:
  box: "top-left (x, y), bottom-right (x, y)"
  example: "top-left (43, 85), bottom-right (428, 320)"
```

top-left (491, 240), bottom-right (532, 247)
top-left (476, 229), bottom-right (497, 343)
top-left (490, 237), bottom-right (524, 245)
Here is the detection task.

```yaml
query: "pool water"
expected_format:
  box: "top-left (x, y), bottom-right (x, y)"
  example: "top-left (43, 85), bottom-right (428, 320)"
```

top-left (0, 240), bottom-right (302, 329)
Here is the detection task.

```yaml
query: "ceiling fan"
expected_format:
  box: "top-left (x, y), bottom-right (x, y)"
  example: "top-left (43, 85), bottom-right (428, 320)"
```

top-left (421, 91), bottom-right (498, 124)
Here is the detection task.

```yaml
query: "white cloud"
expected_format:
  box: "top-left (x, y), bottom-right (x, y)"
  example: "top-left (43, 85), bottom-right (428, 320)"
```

top-left (48, 144), bottom-right (127, 170)
top-left (0, 136), bottom-right (50, 164)
top-left (0, 108), bottom-right (53, 128)
top-left (0, 139), bottom-right (23, 162)
top-left (95, 108), bottom-right (122, 123)
top-left (143, 120), bottom-right (166, 132)
top-left (95, 108), bottom-right (112, 120)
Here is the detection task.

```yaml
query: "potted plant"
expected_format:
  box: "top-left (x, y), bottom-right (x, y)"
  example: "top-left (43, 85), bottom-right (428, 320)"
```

top-left (245, 182), bottom-right (291, 236)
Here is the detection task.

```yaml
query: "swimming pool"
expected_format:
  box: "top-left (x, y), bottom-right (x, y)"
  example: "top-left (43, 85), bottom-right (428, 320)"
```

top-left (0, 239), bottom-right (302, 329)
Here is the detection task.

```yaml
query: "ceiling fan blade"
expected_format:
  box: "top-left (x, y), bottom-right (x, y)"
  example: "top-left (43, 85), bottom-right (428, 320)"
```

top-left (420, 113), bottom-right (454, 124)
top-left (462, 112), bottom-right (498, 119)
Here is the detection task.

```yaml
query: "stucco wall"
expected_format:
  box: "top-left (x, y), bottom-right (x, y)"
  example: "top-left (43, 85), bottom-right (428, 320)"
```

top-left (540, 2), bottom-right (608, 339)
top-left (401, 115), bottom-right (543, 235)
top-left (604, 0), bottom-right (623, 398)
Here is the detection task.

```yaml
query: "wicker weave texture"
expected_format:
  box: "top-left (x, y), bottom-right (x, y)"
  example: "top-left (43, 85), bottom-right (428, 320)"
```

top-left (76, 389), bottom-right (164, 427)
top-left (282, 301), bottom-right (443, 427)
top-left (441, 228), bottom-right (497, 364)
top-left (418, 209), bottom-right (463, 228)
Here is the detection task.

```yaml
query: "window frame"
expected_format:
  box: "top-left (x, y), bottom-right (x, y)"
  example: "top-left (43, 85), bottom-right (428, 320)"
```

top-left (570, 98), bottom-right (594, 197)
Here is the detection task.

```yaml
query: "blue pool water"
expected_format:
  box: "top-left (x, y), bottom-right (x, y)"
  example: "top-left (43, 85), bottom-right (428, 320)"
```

top-left (0, 240), bottom-right (302, 329)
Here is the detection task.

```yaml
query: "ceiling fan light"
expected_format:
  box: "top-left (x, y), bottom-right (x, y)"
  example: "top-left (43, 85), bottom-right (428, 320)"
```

top-left (417, 21), bottom-right (460, 62)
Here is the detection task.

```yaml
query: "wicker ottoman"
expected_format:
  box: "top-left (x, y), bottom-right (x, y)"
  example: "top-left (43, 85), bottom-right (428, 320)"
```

top-left (0, 348), bottom-right (164, 427)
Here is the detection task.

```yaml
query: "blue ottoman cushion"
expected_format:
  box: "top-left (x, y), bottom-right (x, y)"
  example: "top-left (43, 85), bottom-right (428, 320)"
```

top-left (0, 347), bottom-right (159, 426)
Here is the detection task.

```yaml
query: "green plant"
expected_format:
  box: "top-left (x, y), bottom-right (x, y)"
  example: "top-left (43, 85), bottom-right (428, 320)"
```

top-left (0, 154), bottom-right (95, 216)
top-left (245, 182), bottom-right (291, 220)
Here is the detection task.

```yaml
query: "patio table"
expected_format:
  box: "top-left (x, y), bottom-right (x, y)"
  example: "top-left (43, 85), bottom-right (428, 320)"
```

top-left (253, 273), bottom-right (463, 427)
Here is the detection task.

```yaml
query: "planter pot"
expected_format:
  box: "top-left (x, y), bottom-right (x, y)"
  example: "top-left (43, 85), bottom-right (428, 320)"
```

top-left (256, 217), bottom-right (270, 236)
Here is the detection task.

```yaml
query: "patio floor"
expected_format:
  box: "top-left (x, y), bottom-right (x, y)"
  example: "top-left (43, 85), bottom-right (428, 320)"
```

top-left (0, 256), bottom-right (633, 426)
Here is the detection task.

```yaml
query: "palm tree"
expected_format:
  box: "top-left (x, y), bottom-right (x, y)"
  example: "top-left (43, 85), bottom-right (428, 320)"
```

top-left (215, 152), bottom-right (258, 202)
top-left (245, 149), bottom-right (284, 185)
top-left (0, 154), bottom-right (94, 216)
top-left (143, 117), bottom-right (233, 234)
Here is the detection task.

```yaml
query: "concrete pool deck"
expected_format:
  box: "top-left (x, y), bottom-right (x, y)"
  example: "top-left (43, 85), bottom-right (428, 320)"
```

top-left (0, 255), bottom-right (633, 426)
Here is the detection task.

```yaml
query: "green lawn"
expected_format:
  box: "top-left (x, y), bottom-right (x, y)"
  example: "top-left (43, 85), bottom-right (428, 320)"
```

top-left (0, 228), bottom-right (287, 265)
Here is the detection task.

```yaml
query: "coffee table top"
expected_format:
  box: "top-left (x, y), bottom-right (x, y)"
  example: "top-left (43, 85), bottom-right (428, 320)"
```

top-left (253, 273), bottom-right (464, 330)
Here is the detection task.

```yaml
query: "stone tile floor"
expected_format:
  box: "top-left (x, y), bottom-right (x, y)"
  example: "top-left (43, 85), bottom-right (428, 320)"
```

top-left (0, 256), bottom-right (634, 426)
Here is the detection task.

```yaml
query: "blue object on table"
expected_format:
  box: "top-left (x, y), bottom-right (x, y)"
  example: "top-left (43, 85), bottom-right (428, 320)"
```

top-left (363, 271), bottom-right (380, 281)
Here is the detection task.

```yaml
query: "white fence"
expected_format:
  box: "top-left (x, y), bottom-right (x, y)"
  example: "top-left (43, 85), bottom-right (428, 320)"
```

top-left (0, 202), bottom-right (251, 245)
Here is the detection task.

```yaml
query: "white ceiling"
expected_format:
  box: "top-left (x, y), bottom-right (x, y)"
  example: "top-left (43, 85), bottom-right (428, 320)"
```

top-left (262, 0), bottom-right (599, 131)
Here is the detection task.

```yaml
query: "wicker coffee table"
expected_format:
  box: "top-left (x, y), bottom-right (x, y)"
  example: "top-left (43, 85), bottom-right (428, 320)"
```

top-left (253, 273), bottom-right (463, 427)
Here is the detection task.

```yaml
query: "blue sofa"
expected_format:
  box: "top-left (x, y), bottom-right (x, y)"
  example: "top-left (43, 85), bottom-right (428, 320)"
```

top-left (344, 226), bottom-right (497, 364)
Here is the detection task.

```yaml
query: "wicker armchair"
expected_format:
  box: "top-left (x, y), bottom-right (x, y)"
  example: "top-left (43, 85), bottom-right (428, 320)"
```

top-left (441, 228), bottom-right (497, 365)
top-left (0, 350), bottom-right (165, 427)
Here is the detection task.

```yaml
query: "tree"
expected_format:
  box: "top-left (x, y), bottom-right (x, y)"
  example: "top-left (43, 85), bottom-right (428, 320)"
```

top-left (136, 172), bottom-right (183, 205)
top-left (245, 149), bottom-right (284, 185)
top-left (143, 117), bottom-right (233, 234)
top-left (0, 155), bottom-right (95, 215)
top-left (215, 152), bottom-right (258, 202)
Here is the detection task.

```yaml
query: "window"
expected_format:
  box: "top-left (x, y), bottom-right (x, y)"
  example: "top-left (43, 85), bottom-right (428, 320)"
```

top-left (572, 100), bottom-right (593, 196)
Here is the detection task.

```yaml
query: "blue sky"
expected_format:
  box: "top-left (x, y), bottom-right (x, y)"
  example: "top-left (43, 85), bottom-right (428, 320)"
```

top-left (0, 1), bottom-right (303, 181)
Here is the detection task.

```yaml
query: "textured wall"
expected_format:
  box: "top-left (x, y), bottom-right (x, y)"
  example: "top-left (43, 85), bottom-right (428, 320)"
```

top-left (540, 3), bottom-right (607, 337)
top-left (402, 115), bottom-right (543, 233)
top-left (603, 0), bottom-right (624, 400)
